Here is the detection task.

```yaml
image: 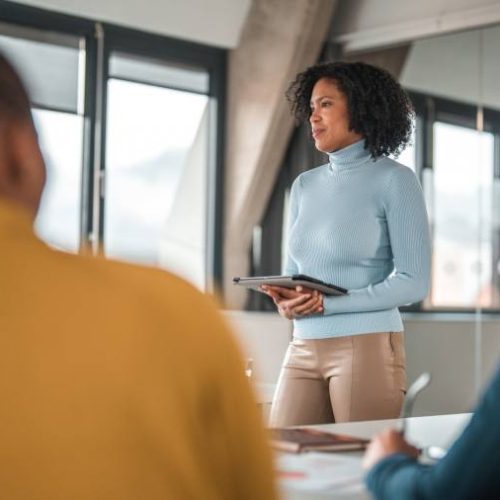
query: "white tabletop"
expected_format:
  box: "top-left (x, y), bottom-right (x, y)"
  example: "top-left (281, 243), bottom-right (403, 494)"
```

top-left (278, 413), bottom-right (472, 500)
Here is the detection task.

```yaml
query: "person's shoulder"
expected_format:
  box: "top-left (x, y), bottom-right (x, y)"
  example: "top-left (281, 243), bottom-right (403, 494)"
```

top-left (372, 156), bottom-right (415, 175)
top-left (53, 248), bottom-right (204, 306)
top-left (473, 362), bottom-right (500, 424)
top-left (488, 363), bottom-right (500, 391)
top-left (300, 163), bottom-right (330, 179)
top-left (371, 156), bottom-right (419, 187)
top-left (294, 163), bottom-right (330, 186)
top-left (74, 251), bottom-right (229, 339)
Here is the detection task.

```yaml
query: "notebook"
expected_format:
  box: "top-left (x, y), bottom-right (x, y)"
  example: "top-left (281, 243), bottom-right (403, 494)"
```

top-left (269, 428), bottom-right (369, 453)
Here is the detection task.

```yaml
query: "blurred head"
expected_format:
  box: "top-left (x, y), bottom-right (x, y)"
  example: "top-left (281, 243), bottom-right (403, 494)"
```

top-left (286, 61), bottom-right (414, 158)
top-left (0, 52), bottom-right (46, 218)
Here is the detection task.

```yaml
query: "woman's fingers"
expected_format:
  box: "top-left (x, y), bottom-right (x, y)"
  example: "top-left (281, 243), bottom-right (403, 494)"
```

top-left (279, 294), bottom-right (312, 314)
top-left (261, 288), bottom-right (282, 302)
top-left (280, 293), bottom-right (324, 317)
top-left (298, 301), bottom-right (323, 316)
top-left (293, 295), bottom-right (323, 316)
top-left (261, 285), bottom-right (323, 318)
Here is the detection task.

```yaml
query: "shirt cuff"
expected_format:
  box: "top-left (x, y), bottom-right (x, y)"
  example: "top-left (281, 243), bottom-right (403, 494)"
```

top-left (365, 453), bottom-right (416, 490)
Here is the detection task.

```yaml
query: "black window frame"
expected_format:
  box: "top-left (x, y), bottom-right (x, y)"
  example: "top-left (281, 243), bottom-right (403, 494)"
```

top-left (0, 0), bottom-right (226, 290)
top-left (408, 90), bottom-right (500, 313)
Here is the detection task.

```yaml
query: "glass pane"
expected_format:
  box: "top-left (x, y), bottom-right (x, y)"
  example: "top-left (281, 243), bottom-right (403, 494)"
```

top-left (0, 25), bottom-right (81, 113)
top-left (109, 52), bottom-right (209, 94)
top-left (33, 109), bottom-right (84, 252)
top-left (400, 29), bottom-right (480, 107)
top-left (394, 125), bottom-right (416, 171)
top-left (430, 122), bottom-right (494, 308)
top-left (104, 78), bottom-right (209, 289)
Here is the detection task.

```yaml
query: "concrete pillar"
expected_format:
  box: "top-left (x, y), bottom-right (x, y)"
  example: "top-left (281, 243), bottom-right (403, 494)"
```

top-left (223, 0), bottom-right (337, 308)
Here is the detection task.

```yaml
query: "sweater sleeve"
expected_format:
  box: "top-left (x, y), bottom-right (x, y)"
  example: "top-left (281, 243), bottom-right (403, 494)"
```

top-left (323, 167), bottom-right (431, 314)
top-left (283, 177), bottom-right (300, 276)
top-left (365, 365), bottom-right (500, 500)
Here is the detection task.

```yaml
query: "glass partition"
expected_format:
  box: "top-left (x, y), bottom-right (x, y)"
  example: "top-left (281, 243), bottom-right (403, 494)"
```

top-left (397, 25), bottom-right (499, 409)
top-left (257, 23), bottom-right (500, 416)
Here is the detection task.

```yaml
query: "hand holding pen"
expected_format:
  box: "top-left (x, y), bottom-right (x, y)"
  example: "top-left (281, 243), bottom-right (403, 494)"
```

top-left (397, 372), bottom-right (432, 436)
top-left (363, 373), bottom-right (432, 470)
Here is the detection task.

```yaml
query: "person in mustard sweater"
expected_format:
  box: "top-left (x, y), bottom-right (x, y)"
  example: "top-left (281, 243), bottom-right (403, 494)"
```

top-left (0, 52), bottom-right (278, 500)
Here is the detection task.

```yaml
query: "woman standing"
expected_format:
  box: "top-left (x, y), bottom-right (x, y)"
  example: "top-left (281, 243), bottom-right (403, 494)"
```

top-left (262, 62), bottom-right (431, 426)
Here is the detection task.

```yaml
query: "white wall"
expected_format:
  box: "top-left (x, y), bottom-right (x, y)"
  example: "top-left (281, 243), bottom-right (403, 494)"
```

top-left (224, 310), bottom-right (292, 386)
top-left (226, 311), bottom-right (500, 417)
top-left (404, 316), bottom-right (500, 416)
top-left (12, 0), bottom-right (251, 48)
top-left (331, 0), bottom-right (500, 53)
top-left (400, 25), bottom-right (500, 111)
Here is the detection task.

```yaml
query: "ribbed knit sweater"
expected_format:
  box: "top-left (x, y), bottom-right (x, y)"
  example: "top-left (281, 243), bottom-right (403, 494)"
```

top-left (285, 139), bottom-right (431, 338)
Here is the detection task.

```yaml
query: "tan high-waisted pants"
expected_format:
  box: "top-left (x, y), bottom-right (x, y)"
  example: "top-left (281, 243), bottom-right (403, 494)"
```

top-left (269, 332), bottom-right (406, 427)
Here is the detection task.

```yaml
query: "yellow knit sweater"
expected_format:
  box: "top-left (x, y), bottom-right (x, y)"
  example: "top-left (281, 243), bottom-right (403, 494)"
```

top-left (0, 199), bottom-right (277, 500)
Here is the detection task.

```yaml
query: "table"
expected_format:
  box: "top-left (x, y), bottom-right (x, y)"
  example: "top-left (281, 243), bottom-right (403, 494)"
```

top-left (278, 413), bottom-right (472, 500)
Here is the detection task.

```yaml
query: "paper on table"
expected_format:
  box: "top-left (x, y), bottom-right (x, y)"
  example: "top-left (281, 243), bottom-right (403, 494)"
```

top-left (276, 452), bottom-right (365, 494)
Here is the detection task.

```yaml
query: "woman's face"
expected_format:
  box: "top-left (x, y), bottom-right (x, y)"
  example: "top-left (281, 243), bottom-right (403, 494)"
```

top-left (309, 78), bottom-right (362, 153)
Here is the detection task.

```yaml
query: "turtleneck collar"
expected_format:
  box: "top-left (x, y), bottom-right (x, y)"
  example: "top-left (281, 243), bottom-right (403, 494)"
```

top-left (327, 139), bottom-right (372, 172)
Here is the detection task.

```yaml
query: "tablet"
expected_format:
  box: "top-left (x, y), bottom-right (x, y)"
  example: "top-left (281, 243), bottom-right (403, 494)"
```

top-left (232, 274), bottom-right (347, 296)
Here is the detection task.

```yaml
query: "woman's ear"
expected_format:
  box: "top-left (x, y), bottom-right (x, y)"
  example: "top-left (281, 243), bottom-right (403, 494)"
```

top-left (0, 121), bottom-right (46, 218)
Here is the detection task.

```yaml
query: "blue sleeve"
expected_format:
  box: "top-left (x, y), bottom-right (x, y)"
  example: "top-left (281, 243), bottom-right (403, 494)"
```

top-left (283, 178), bottom-right (300, 276)
top-left (365, 365), bottom-right (500, 500)
top-left (323, 167), bottom-right (431, 314)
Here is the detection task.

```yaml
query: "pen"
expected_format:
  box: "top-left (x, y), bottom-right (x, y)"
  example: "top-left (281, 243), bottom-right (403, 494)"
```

top-left (398, 372), bottom-right (432, 437)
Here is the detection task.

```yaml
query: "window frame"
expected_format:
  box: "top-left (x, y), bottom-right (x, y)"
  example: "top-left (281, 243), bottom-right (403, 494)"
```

top-left (401, 91), bottom-right (500, 313)
top-left (0, 0), bottom-right (226, 291)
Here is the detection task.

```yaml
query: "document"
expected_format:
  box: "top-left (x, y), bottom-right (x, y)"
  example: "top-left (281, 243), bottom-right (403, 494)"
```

top-left (277, 452), bottom-right (366, 495)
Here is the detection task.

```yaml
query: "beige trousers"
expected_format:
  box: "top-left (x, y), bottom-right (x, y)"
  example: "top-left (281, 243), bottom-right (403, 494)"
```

top-left (269, 332), bottom-right (407, 426)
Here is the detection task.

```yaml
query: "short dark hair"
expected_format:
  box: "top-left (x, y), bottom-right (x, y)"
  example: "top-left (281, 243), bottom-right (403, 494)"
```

top-left (0, 52), bottom-right (33, 125)
top-left (286, 61), bottom-right (414, 159)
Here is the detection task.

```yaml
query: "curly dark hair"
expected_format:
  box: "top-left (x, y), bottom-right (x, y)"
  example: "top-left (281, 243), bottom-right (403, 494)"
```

top-left (286, 61), bottom-right (414, 159)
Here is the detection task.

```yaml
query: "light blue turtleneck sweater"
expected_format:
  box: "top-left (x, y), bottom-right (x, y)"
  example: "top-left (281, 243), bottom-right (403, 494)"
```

top-left (285, 139), bottom-right (431, 338)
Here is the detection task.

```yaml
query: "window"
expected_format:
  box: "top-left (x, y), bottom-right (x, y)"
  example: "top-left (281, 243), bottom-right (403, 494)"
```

top-left (430, 122), bottom-right (494, 308)
top-left (395, 128), bottom-right (416, 171)
top-left (0, 4), bottom-right (226, 291)
top-left (104, 54), bottom-right (210, 288)
top-left (400, 93), bottom-right (500, 311)
top-left (0, 23), bottom-right (85, 252)
top-left (33, 109), bottom-right (84, 252)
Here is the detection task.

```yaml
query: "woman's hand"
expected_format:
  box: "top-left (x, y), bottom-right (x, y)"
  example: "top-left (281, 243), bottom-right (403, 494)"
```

top-left (260, 285), bottom-right (323, 320)
top-left (362, 428), bottom-right (420, 470)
